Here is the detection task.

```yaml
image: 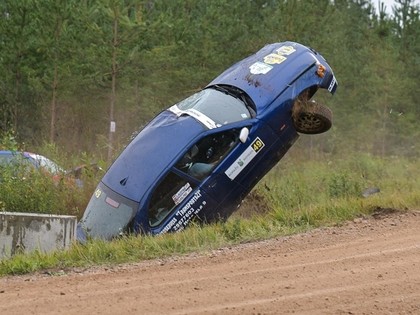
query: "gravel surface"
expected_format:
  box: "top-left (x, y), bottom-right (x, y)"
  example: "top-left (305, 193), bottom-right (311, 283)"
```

top-left (1, 209), bottom-right (419, 314)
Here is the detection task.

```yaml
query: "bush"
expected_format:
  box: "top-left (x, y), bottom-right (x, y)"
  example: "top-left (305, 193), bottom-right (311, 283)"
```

top-left (0, 133), bottom-right (105, 217)
top-left (0, 163), bottom-right (80, 216)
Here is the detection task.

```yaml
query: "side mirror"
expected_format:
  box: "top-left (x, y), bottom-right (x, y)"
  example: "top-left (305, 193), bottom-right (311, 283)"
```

top-left (239, 127), bottom-right (249, 143)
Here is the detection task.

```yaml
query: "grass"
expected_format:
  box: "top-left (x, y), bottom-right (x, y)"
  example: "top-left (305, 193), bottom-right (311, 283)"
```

top-left (0, 153), bottom-right (419, 276)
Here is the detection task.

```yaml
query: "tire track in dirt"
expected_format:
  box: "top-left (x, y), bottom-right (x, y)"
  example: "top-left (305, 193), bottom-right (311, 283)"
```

top-left (0, 211), bottom-right (419, 314)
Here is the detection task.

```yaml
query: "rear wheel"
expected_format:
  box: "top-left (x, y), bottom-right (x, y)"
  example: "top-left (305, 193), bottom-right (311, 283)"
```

top-left (293, 100), bottom-right (332, 134)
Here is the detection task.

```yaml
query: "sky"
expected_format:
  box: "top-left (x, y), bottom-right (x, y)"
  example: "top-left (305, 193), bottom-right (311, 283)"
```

top-left (377, 0), bottom-right (420, 14)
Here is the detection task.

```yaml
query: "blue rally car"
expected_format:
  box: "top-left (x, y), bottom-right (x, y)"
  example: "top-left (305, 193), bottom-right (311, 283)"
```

top-left (77, 41), bottom-right (338, 241)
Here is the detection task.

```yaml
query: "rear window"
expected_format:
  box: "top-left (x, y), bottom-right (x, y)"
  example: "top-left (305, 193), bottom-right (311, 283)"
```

top-left (79, 182), bottom-right (138, 240)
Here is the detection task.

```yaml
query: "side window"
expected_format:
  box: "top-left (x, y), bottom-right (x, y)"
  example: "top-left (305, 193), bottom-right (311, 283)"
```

top-left (176, 129), bottom-right (240, 180)
top-left (148, 172), bottom-right (196, 227)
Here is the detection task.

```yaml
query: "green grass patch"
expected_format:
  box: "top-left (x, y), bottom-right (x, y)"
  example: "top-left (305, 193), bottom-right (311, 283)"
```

top-left (0, 153), bottom-right (419, 276)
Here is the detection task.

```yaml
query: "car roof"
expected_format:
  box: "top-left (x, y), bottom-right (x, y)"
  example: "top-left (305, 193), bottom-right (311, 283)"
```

top-left (0, 150), bottom-right (19, 155)
top-left (207, 41), bottom-right (332, 113)
top-left (0, 150), bottom-right (36, 157)
top-left (0, 150), bottom-right (29, 158)
top-left (0, 151), bottom-right (37, 169)
top-left (0, 150), bottom-right (63, 173)
top-left (102, 110), bottom-right (206, 203)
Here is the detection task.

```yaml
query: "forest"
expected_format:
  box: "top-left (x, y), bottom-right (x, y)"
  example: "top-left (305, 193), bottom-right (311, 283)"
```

top-left (0, 0), bottom-right (419, 163)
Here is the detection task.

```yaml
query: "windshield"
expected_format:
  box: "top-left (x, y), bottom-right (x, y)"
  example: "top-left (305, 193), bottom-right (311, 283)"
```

top-left (79, 182), bottom-right (138, 240)
top-left (168, 88), bottom-right (252, 129)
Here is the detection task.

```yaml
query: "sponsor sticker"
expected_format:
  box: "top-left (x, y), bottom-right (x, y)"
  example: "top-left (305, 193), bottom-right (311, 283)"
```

top-left (263, 53), bottom-right (287, 65)
top-left (225, 137), bottom-right (265, 180)
top-left (249, 61), bottom-right (273, 75)
top-left (172, 182), bottom-right (192, 205)
top-left (328, 75), bottom-right (337, 92)
top-left (94, 188), bottom-right (102, 198)
top-left (275, 45), bottom-right (296, 56)
top-left (160, 190), bottom-right (206, 234)
top-left (249, 45), bottom-right (296, 75)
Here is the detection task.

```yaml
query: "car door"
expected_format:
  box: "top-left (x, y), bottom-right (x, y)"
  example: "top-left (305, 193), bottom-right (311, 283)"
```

top-left (179, 119), bottom-right (281, 221)
top-left (146, 169), bottom-right (219, 234)
top-left (206, 120), bottom-right (283, 219)
top-left (145, 125), bottom-right (241, 233)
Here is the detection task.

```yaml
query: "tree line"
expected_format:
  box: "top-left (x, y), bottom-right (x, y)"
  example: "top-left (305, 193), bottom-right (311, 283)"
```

top-left (0, 0), bottom-right (419, 161)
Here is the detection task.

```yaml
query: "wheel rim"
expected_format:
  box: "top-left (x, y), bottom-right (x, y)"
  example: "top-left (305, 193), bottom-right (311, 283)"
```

top-left (296, 113), bottom-right (323, 132)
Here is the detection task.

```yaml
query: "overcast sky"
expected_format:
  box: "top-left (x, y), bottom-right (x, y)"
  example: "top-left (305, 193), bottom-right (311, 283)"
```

top-left (376, 0), bottom-right (420, 14)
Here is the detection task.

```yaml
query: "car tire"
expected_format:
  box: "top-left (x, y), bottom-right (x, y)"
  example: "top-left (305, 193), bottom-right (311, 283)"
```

top-left (293, 100), bottom-right (332, 134)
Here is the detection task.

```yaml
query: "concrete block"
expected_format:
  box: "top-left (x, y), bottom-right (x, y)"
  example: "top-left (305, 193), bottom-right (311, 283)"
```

top-left (0, 212), bottom-right (76, 260)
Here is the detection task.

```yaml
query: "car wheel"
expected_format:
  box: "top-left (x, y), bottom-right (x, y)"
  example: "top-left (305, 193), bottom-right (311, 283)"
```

top-left (293, 100), bottom-right (332, 134)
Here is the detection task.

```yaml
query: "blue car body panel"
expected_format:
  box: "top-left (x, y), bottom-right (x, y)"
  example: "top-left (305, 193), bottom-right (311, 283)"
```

top-left (77, 41), bottom-right (337, 240)
top-left (102, 111), bottom-right (205, 202)
top-left (207, 41), bottom-right (336, 113)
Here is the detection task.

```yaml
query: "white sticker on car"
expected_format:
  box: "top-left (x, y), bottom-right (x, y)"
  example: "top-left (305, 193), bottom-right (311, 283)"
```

top-left (249, 61), bottom-right (273, 75)
top-left (160, 189), bottom-right (206, 234)
top-left (225, 137), bottom-right (265, 180)
top-left (328, 75), bottom-right (337, 92)
top-left (172, 182), bottom-right (192, 205)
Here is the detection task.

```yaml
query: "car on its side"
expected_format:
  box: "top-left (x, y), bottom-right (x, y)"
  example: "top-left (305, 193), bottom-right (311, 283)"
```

top-left (0, 150), bottom-right (97, 187)
top-left (0, 150), bottom-right (65, 181)
top-left (77, 41), bottom-right (338, 241)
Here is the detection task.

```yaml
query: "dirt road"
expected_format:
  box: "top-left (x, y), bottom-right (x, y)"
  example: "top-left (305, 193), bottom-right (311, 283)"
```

top-left (1, 210), bottom-right (419, 314)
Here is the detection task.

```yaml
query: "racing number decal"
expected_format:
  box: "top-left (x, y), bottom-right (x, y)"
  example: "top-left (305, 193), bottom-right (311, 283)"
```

top-left (251, 137), bottom-right (265, 153)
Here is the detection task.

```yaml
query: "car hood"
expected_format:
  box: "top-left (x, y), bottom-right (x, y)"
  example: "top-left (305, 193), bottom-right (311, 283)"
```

top-left (207, 41), bottom-right (336, 113)
top-left (102, 110), bottom-right (205, 202)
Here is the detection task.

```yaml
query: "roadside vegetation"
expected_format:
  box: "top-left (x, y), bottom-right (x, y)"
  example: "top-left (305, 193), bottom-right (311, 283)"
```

top-left (0, 134), bottom-right (104, 217)
top-left (1, 151), bottom-right (418, 276)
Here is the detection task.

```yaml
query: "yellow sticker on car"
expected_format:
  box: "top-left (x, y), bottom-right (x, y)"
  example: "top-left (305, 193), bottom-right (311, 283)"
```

top-left (264, 53), bottom-right (287, 65)
top-left (275, 46), bottom-right (296, 56)
top-left (251, 138), bottom-right (264, 153)
top-left (94, 188), bottom-right (102, 199)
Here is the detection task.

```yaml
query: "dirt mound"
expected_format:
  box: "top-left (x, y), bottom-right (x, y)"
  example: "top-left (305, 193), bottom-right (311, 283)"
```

top-left (236, 189), bottom-right (272, 218)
